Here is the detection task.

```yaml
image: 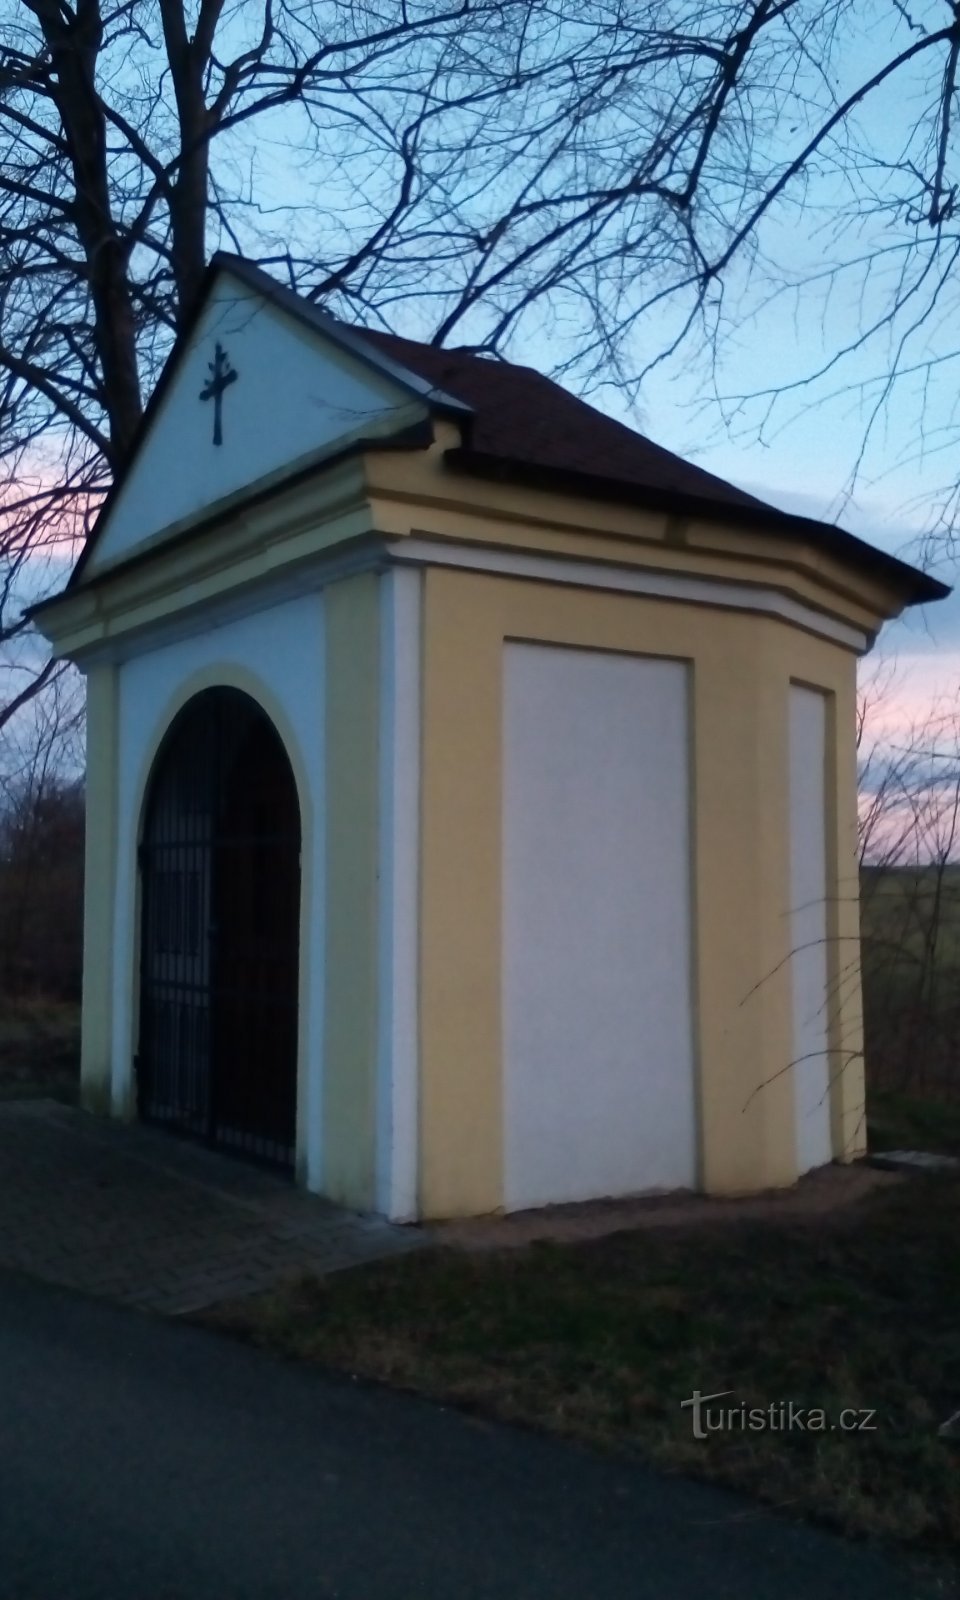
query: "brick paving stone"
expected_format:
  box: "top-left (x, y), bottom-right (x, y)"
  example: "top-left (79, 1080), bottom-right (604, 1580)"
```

top-left (0, 1099), bottom-right (426, 1314)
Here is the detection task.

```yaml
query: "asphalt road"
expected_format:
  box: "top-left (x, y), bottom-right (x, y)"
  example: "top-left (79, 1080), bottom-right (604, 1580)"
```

top-left (0, 1267), bottom-right (952, 1600)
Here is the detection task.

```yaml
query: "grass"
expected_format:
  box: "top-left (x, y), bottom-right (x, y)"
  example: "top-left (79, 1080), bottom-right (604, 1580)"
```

top-left (207, 1172), bottom-right (960, 1558)
top-left (0, 995), bottom-right (80, 1101)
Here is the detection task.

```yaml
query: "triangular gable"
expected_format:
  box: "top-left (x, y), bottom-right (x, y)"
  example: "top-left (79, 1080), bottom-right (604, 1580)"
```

top-left (80, 259), bottom-right (468, 581)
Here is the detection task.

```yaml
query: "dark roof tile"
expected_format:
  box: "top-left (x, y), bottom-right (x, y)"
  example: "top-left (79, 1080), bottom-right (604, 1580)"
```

top-left (358, 329), bottom-right (769, 514)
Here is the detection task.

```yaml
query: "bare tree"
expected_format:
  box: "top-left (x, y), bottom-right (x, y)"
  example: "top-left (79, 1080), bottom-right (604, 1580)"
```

top-left (4, 1), bottom-right (960, 727)
top-left (858, 659), bottom-right (960, 870)
top-left (858, 656), bottom-right (960, 1094)
top-left (0, 2), bottom-right (906, 714)
top-left (0, 663), bottom-right (84, 997)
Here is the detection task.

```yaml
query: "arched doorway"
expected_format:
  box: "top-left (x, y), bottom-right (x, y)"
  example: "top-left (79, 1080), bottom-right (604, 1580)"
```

top-left (137, 687), bottom-right (301, 1170)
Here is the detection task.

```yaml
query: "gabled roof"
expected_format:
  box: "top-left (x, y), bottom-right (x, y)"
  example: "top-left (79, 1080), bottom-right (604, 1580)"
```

top-left (189, 258), bottom-right (951, 609)
top-left (359, 327), bottom-right (767, 514)
top-left (357, 329), bottom-right (947, 608)
top-left (56, 252), bottom-right (948, 607)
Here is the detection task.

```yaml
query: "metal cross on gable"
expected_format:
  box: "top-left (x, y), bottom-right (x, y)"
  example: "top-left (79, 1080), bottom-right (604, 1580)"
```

top-left (199, 341), bottom-right (238, 446)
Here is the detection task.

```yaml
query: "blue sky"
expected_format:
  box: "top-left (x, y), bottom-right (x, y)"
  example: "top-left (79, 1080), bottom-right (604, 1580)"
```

top-left (633, 358), bottom-right (960, 733)
top-left (573, 199), bottom-right (960, 730)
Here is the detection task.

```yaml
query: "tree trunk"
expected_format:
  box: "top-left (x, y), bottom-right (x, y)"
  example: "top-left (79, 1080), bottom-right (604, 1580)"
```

top-left (26, 0), bottom-right (142, 462)
top-left (159, 0), bottom-right (217, 322)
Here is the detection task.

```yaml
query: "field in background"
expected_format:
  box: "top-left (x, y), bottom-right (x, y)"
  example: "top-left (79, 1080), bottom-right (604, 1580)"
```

top-left (860, 865), bottom-right (960, 1120)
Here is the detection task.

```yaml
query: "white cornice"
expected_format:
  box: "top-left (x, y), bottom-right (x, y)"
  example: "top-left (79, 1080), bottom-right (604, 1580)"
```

top-left (47, 525), bottom-right (872, 669)
top-left (389, 537), bottom-right (871, 653)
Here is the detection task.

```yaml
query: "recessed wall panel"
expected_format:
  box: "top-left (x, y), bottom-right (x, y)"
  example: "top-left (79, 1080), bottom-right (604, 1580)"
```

top-left (502, 643), bottom-right (696, 1210)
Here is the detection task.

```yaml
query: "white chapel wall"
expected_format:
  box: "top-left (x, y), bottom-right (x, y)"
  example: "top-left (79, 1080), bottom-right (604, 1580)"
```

top-left (108, 592), bottom-right (327, 1188)
top-left (89, 275), bottom-right (413, 573)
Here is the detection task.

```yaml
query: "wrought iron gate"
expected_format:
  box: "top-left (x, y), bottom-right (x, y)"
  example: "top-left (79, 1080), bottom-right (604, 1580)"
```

top-left (137, 688), bottom-right (300, 1170)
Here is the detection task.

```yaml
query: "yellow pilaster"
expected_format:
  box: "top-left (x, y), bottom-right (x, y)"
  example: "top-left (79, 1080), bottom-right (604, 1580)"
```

top-left (693, 622), bottom-right (796, 1193)
top-left (827, 664), bottom-right (867, 1159)
top-left (418, 570), bottom-right (504, 1217)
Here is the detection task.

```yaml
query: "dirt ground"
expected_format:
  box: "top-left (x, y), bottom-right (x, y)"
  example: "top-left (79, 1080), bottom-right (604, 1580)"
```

top-left (435, 1161), bottom-right (903, 1249)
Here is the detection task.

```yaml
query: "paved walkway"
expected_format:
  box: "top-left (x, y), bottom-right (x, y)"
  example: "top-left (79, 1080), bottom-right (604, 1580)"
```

top-left (0, 1099), bottom-right (423, 1313)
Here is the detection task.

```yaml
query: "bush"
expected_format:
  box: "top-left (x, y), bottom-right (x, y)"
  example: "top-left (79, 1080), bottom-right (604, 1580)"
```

top-left (0, 776), bottom-right (84, 1001)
